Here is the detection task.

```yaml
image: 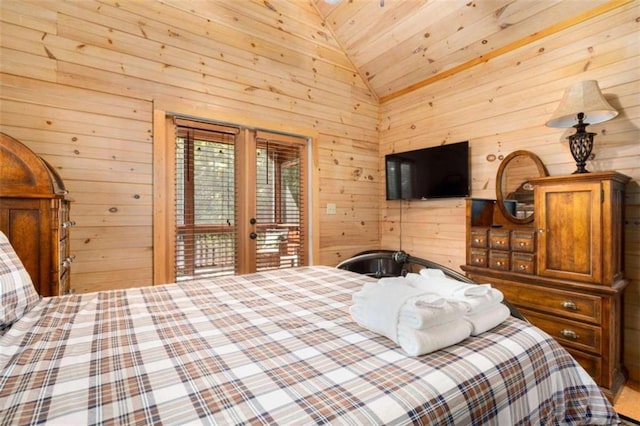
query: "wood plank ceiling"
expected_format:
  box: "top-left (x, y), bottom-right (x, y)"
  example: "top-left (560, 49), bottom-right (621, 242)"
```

top-left (312, 0), bottom-right (625, 102)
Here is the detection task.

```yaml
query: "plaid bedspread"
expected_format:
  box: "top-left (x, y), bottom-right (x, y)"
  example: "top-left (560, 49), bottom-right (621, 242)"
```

top-left (0, 266), bottom-right (617, 425)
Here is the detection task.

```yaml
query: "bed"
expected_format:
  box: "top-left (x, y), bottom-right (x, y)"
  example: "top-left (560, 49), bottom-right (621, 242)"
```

top-left (0, 237), bottom-right (618, 425)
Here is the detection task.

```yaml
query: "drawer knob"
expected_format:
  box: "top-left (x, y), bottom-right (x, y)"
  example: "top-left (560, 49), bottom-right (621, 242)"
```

top-left (517, 264), bottom-right (527, 271)
top-left (560, 329), bottom-right (579, 340)
top-left (561, 300), bottom-right (578, 311)
top-left (496, 261), bottom-right (502, 266)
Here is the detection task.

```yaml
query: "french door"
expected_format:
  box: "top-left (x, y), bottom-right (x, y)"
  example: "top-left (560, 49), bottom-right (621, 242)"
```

top-left (173, 118), bottom-right (308, 281)
top-left (250, 131), bottom-right (307, 273)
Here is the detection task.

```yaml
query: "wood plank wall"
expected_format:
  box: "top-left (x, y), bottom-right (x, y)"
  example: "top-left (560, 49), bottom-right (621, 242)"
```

top-left (379, 2), bottom-right (639, 380)
top-left (0, 0), bottom-right (380, 291)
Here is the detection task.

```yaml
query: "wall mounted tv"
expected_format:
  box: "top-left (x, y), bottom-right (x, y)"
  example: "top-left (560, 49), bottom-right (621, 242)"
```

top-left (385, 141), bottom-right (470, 200)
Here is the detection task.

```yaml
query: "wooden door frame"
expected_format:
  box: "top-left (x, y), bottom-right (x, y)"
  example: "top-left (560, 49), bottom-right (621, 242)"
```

top-left (152, 109), bottom-right (176, 285)
top-left (152, 108), bottom-right (319, 285)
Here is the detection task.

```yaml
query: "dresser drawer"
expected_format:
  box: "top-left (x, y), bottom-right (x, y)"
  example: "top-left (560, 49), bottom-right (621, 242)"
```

top-left (511, 230), bottom-right (536, 253)
top-left (520, 309), bottom-right (601, 355)
top-left (470, 228), bottom-right (488, 248)
top-left (511, 252), bottom-right (535, 274)
top-left (489, 229), bottom-right (510, 250)
top-left (489, 250), bottom-right (510, 271)
top-left (490, 280), bottom-right (601, 324)
top-left (469, 249), bottom-right (488, 267)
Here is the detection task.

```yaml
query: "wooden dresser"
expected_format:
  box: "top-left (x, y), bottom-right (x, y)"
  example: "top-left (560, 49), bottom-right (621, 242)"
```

top-left (462, 171), bottom-right (630, 402)
top-left (0, 132), bottom-right (74, 296)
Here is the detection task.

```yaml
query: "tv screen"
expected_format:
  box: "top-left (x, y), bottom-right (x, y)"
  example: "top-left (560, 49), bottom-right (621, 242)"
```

top-left (385, 141), bottom-right (470, 200)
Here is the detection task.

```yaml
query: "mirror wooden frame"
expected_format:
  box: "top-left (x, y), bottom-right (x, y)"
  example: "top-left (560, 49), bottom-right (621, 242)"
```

top-left (495, 150), bottom-right (548, 225)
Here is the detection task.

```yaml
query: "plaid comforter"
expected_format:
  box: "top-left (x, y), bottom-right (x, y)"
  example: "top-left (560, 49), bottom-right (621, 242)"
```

top-left (0, 266), bottom-right (617, 425)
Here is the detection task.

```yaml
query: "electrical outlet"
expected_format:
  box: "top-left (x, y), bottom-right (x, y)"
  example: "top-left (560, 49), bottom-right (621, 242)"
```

top-left (326, 203), bottom-right (336, 215)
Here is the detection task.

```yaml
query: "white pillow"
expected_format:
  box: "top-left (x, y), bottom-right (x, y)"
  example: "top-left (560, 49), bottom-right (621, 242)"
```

top-left (0, 231), bottom-right (41, 335)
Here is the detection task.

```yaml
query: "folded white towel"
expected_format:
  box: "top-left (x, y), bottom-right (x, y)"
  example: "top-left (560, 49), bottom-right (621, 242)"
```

top-left (455, 290), bottom-right (504, 314)
top-left (352, 277), bottom-right (406, 304)
top-left (399, 295), bottom-right (467, 329)
top-left (352, 277), bottom-right (404, 304)
top-left (408, 271), bottom-right (504, 314)
top-left (350, 272), bottom-right (508, 356)
top-left (350, 279), bottom-right (429, 342)
top-left (411, 294), bottom-right (446, 308)
top-left (397, 320), bottom-right (472, 357)
top-left (464, 303), bottom-right (511, 336)
top-left (414, 271), bottom-right (491, 297)
top-left (457, 283), bottom-right (492, 297)
top-left (418, 268), bottom-right (446, 279)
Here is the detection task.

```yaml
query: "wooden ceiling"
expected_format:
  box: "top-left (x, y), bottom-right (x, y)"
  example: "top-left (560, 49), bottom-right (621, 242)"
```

top-left (313, 0), bottom-right (624, 102)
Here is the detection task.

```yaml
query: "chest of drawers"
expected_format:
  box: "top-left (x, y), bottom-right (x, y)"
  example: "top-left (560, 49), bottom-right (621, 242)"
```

top-left (461, 266), bottom-right (625, 402)
top-left (463, 171), bottom-right (630, 402)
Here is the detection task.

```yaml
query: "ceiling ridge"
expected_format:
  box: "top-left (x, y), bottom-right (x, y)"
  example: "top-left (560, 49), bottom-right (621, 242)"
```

top-left (311, 0), bottom-right (380, 105)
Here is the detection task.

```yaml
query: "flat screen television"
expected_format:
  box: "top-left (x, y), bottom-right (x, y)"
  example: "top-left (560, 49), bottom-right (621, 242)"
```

top-left (385, 141), bottom-right (470, 200)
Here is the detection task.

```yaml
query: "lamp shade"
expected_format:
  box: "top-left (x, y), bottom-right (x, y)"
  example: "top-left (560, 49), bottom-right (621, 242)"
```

top-left (545, 80), bottom-right (618, 128)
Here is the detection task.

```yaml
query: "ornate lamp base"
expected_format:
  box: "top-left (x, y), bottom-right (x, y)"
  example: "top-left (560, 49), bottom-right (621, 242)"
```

top-left (568, 131), bottom-right (595, 174)
top-left (567, 112), bottom-right (596, 174)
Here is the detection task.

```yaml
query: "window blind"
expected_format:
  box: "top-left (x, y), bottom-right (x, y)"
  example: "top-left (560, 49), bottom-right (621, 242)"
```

top-left (175, 119), bottom-right (238, 280)
top-left (255, 132), bottom-right (307, 271)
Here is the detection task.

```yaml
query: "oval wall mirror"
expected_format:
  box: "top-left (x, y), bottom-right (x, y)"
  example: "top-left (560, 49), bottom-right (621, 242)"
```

top-left (495, 150), bottom-right (548, 224)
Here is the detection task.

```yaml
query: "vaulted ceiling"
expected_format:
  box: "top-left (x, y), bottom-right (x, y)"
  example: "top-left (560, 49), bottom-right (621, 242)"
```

top-left (313, 0), bottom-right (618, 102)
